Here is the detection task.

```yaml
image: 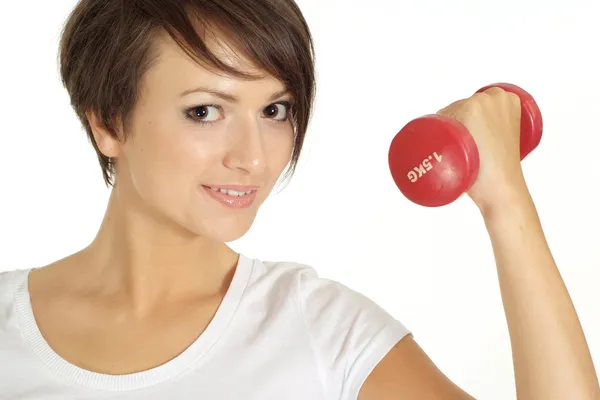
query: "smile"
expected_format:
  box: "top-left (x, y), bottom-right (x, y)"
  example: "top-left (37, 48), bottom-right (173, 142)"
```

top-left (207, 187), bottom-right (254, 197)
top-left (202, 185), bottom-right (259, 209)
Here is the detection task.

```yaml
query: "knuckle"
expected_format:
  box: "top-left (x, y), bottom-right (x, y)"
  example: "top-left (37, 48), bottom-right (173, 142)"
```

top-left (465, 95), bottom-right (485, 111)
top-left (437, 99), bottom-right (465, 115)
top-left (481, 87), bottom-right (504, 96)
top-left (505, 91), bottom-right (521, 105)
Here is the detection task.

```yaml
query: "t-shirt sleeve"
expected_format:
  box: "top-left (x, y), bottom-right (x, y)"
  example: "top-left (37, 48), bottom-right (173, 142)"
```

top-left (294, 266), bottom-right (410, 399)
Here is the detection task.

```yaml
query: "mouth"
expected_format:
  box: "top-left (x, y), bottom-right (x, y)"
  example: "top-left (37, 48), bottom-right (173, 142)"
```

top-left (206, 186), bottom-right (256, 197)
top-left (202, 185), bottom-right (259, 209)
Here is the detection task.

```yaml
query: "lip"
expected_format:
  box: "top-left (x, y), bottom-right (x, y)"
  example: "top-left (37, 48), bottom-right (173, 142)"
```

top-left (202, 185), bottom-right (259, 209)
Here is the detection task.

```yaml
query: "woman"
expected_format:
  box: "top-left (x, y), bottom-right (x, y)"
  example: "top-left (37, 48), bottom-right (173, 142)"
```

top-left (0, 0), bottom-right (598, 398)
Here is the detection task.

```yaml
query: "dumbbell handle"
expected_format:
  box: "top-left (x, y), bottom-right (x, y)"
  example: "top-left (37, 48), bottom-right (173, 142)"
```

top-left (477, 83), bottom-right (543, 160)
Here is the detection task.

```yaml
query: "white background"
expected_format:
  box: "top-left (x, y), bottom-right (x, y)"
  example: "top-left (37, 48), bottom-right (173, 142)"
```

top-left (1, 0), bottom-right (599, 398)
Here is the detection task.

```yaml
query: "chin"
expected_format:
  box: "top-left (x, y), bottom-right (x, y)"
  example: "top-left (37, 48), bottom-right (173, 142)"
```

top-left (197, 214), bottom-right (257, 244)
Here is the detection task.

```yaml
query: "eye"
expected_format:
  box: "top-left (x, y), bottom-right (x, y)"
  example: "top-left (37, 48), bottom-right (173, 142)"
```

top-left (186, 105), bottom-right (222, 123)
top-left (263, 102), bottom-right (291, 121)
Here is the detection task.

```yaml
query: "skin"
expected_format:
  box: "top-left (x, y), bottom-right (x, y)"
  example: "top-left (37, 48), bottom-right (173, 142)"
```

top-left (359, 91), bottom-right (600, 399)
top-left (28, 29), bottom-right (599, 397)
top-left (28, 31), bottom-right (295, 374)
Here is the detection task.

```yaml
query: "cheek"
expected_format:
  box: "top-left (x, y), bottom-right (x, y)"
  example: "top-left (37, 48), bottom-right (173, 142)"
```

top-left (264, 126), bottom-right (295, 171)
top-left (124, 120), bottom-right (220, 204)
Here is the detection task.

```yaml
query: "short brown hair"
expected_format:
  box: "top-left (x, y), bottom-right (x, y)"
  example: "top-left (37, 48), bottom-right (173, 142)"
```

top-left (59, 0), bottom-right (316, 187)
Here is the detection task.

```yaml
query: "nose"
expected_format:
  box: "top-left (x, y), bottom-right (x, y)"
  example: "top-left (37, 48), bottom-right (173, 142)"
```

top-left (223, 117), bottom-right (267, 174)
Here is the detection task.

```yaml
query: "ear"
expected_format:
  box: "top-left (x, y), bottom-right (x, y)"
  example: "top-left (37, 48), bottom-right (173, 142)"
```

top-left (86, 110), bottom-right (122, 159)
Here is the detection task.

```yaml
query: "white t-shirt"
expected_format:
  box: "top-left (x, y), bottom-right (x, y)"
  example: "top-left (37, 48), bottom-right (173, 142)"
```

top-left (0, 255), bottom-right (410, 399)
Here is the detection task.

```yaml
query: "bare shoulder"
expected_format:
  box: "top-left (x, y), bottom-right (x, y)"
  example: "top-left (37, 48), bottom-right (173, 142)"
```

top-left (359, 335), bottom-right (476, 400)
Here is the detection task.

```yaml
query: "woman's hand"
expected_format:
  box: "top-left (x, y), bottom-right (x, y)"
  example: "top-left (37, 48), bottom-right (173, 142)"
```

top-left (437, 87), bottom-right (529, 214)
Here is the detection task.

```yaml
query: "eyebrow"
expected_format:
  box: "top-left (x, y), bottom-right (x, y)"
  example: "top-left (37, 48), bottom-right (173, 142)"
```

top-left (180, 86), bottom-right (292, 103)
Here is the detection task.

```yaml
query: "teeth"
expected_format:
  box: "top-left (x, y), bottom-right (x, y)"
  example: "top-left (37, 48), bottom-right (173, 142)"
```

top-left (210, 187), bottom-right (253, 197)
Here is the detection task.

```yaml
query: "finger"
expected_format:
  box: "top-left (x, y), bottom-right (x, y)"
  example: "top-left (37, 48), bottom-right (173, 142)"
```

top-left (437, 98), bottom-right (467, 115)
top-left (478, 86), bottom-right (505, 96)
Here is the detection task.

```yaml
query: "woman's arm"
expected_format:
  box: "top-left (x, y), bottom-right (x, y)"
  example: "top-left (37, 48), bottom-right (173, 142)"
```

top-left (359, 89), bottom-right (599, 399)
top-left (360, 188), bottom-right (599, 399)
top-left (481, 181), bottom-right (599, 399)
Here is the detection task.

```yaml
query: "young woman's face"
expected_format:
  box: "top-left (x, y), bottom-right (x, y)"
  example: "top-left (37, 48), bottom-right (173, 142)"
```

top-left (111, 33), bottom-right (295, 242)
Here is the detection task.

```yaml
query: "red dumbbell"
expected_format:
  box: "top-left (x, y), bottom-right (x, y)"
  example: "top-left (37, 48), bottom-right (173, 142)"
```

top-left (388, 83), bottom-right (543, 207)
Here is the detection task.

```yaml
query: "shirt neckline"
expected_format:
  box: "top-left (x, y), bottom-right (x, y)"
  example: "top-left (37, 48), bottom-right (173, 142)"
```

top-left (13, 254), bottom-right (254, 391)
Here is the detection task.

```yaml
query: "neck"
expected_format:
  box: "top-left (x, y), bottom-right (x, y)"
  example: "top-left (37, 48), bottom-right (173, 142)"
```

top-left (78, 186), bottom-right (238, 314)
